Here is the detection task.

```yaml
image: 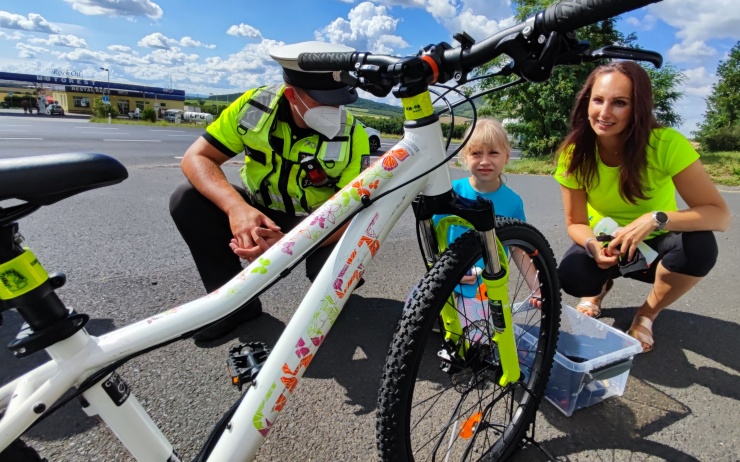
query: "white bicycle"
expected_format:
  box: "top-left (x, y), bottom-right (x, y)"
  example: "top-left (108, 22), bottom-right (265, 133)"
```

top-left (0, 0), bottom-right (663, 460)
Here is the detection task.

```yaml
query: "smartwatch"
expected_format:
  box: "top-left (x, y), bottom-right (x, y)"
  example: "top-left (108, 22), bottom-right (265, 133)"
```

top-left (653, 211), bottom-right (668, 231)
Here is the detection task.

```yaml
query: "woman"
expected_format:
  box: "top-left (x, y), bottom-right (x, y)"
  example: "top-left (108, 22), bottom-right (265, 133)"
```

top-left (554, 61), bottom-right (731, 353)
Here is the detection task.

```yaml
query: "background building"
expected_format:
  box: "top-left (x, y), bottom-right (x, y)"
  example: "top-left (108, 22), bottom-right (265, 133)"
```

top-left (0, 71), bottom-right (184, 117)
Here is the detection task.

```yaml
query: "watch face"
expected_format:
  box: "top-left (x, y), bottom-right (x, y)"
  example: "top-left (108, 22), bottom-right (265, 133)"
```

top-left (656, 211), bottom-right (668, 224)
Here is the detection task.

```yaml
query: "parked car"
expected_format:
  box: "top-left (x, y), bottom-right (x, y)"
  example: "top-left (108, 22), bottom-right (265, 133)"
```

top-left (360, 122), bottom-right (381, 152)
top-left (46, 104), bottom-right (65, 116)
top-left (165, 109), bottom-right (183, 123)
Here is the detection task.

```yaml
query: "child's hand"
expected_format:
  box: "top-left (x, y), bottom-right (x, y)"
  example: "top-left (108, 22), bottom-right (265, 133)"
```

top-left (460, 267), bottom-right (481, 285)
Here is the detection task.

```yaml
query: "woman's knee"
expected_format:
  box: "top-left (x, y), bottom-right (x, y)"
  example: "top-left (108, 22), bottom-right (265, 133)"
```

top-left (661, 231), bottom-right (718, 277)
top-left (557, 245), bottom-right (612, 297)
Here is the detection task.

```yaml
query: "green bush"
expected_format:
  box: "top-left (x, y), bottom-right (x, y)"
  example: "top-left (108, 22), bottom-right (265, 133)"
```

top-left (141, 107), bottom-right (157, 122)
top-left (93, 98), bottom-right (120, 118)
top-left (700, 126), bottom-right (740, 152)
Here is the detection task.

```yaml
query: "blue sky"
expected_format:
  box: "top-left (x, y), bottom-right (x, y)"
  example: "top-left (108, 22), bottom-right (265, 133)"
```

top-left (1, 0), bottom-right (738, 136)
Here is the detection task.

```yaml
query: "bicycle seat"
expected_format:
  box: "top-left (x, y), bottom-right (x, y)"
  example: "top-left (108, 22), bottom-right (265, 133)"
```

top-left (0, 153), bottom-right (128, 206)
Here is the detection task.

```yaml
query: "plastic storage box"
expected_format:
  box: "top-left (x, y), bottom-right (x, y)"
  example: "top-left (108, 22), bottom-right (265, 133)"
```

top-left (516, 304), bottom-right (642, 417)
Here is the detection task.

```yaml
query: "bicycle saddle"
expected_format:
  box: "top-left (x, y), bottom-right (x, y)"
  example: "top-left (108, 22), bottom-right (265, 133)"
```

top-left (0, 153), bottom-right (128, 206)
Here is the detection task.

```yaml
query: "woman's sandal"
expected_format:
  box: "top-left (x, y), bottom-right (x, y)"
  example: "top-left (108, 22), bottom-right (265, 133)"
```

top-left (575, 279), bottom-right (614, 318)
top-left (628, 316), bottom-right (654, 353)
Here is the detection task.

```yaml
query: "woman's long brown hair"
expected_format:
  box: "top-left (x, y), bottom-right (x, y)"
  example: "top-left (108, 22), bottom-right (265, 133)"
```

top-left (559, 61), bottom-right (661, 203)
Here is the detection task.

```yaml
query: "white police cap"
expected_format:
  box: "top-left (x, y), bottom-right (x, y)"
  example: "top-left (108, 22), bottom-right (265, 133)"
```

top-left (269, 41), bottom-right (358, 105)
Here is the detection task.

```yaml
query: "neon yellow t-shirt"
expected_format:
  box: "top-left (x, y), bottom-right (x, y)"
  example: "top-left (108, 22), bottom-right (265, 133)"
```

top-left (554, 128), bottom-right (699, 231)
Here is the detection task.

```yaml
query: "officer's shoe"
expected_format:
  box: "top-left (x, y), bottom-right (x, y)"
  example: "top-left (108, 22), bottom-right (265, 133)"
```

top-left (192, 299), bottom-right (263, 342)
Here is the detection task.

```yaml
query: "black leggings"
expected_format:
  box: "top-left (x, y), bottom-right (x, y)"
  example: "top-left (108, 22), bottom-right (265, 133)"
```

top-left (169, 181), bottom-right (334, 293)
top-left (558, 231), bottom-right (718, 298)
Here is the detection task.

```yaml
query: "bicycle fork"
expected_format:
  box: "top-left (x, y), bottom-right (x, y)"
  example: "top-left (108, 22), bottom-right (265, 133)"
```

top-left (414, 193), bottom-right (522, 387)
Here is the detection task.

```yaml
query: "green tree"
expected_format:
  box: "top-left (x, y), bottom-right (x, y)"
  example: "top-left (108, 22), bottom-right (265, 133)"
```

top-left (695, 41), bottom-right (740, 151)
top-left (478, 0), bottom-right (683, 157)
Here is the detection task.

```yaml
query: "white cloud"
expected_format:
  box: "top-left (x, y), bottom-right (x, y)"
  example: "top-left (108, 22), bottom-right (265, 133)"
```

top-left (625, 14), bottom-right (657, 31)
top-left (667, 40), bottom-right (717, 63)
top-left (138, 32), bottom-right (177, 49)
top-left (0, 29), bottom-right (23, 40)
top-left (650, 0), bottom-right (740, 43)
top-left (108, 44), bottom-right (138, 55)
top-left (368, 0), bottom-right (514, 43)
top-left (17, 43), bottom-right (50, 59)
top-left (63, 0), bottom-right (163, 19)
top-left (226, 24), bottom-right (262, 38)
top-left (315, 2), bottom-right (407, 53)
top-left (0, 12), bottom-right (61, 33)
top-left (682, 66), bottom-right (716, 98)
top-left (29, 34), bottom-right (88, 48)
top-left (179, 36), bottom-right (216, 49)
top-left (444, 8), bottom-right (507, 42)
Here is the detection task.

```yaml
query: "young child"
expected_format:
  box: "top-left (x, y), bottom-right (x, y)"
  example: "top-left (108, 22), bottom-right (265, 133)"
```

top-left (443, 119), bottom-right (539, 339)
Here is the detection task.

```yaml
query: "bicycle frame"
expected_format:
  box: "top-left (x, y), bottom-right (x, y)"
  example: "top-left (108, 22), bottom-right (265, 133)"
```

top-left (0, 89), bottom-right (512, 461)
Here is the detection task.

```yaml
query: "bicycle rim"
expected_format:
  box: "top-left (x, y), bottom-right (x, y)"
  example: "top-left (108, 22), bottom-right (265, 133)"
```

top-left (377, 218), bottom-right (561, 462)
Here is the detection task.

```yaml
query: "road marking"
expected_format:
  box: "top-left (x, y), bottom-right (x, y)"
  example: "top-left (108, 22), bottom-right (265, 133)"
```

top-left (77, 127), bottom-right (119, 130)
top-left (0, 137), bottom-right (43, 140)
top-left (103, 139), bottom-right (161, 142)
top-left (174, 156), bottom-right (183, 159)
top-left (168, 134), bottom-right (197, 137)
top-left (1, 124), bottom-right (31, 127)
top-left (83, 131), bottom-right (129, 134)
top-left (151, 129), bottom-right (186, 132)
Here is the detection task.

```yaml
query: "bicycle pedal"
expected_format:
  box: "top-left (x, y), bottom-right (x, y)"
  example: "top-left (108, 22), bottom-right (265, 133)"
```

top-left (226, 342), bottom-right (270, 391)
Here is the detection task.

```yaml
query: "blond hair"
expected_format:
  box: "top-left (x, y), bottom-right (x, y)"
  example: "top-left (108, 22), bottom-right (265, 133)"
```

top-left (460, 118), bottom-right (511, 167)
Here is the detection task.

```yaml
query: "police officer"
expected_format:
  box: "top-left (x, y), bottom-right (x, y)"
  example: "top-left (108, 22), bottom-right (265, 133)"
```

top-left (170, 42), bottom-right (370, 342)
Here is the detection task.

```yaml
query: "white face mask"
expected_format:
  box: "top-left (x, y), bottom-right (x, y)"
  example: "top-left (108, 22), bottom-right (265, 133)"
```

top-left (294, 92), bottom-right (343, 139)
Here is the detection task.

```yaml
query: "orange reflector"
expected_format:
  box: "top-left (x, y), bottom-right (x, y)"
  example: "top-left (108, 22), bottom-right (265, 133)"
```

top-left (459, 411), bottom-right (482, 439)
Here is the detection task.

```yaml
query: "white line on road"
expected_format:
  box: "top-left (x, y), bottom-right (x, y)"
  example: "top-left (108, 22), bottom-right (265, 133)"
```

top-left (1, 125), bottom-right (31, 127)
top-left (0, 137), bottom-right (43, 140)
top-left (83, 132), bottom-right (129, 134)
top-left (103, 139), bottom-right (161, 142)
top-left (151, 129), bottom-right (186, 132)
top-left (168, 134), bottom-right (198, 137)
top-left (76, 127), bottom-right (120, 130)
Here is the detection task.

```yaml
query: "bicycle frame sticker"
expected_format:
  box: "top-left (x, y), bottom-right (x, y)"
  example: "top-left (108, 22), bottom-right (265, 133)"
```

top-left (402, 91), bottom-right (434, 120)
top-left (0, 249), bottom-right (48, 300)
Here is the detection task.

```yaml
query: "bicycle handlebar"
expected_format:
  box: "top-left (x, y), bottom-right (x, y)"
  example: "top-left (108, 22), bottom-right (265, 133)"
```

top-left (540, 0), bottom-right (661, 34)
top-left (297, 0), bottom-right (662, 91)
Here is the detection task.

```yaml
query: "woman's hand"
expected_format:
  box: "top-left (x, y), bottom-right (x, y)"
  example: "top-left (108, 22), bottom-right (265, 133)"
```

top-left (586, 238), bottom-right (619, 269)
top-left (606, 213), bottom-right (655, 261)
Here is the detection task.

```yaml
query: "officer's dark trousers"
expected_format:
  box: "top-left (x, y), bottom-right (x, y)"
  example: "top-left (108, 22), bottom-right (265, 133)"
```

top-left (169, 180), bottom-right (335, 293)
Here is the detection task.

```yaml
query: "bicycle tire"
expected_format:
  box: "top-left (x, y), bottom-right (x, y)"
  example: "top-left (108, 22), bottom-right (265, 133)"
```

top-left (376, 218), bottom-right (561, 461)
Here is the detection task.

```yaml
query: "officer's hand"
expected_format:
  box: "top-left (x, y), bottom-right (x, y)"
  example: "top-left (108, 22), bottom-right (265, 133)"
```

top-left (228, 204), bottom-right (280, 251)
top-left (230, 227), bottom-right (285, 262)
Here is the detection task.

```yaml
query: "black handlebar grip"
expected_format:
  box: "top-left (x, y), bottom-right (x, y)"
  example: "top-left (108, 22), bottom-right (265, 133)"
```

top-left (298, 52), bottom-right (357, 71)
top-left (541, 0), bottom-right (661, 33)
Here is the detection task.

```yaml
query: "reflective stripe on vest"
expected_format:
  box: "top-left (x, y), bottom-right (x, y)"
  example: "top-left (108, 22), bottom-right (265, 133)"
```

top-left (236, 86), bottom-right (356, 215)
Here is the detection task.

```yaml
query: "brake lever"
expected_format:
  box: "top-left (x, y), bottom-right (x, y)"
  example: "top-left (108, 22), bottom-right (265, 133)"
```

top-left (588, 45), bottom-right (663, 69)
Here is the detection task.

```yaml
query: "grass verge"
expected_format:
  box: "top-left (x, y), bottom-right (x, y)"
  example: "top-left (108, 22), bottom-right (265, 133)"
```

top-left (504, 152), bottom-right (739, 187)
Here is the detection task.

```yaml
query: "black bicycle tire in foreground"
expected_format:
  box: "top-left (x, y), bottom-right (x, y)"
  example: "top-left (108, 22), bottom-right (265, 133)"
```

top-left (376, 218), bottom-right (562, 461)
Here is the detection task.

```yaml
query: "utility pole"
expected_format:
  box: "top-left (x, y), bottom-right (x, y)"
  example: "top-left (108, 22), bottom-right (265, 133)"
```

top-left (100, 67), bottom-right (111, 124)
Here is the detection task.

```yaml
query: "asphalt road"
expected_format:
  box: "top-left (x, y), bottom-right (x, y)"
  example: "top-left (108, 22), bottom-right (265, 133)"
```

top-left (1, 113), bottom-right (738, 461)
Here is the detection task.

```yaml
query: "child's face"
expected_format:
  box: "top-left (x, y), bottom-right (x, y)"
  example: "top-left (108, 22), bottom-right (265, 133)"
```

top-left (465, 144), bottom-right (510, 184)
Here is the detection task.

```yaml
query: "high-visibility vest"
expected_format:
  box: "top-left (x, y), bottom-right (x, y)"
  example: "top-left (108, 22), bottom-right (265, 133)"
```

top-left (235, 84), bottom-right (360, 216)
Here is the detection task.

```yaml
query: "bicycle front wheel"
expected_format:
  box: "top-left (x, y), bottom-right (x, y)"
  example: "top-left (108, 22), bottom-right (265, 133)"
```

top-left (376, 218), bottom-right (561, 461)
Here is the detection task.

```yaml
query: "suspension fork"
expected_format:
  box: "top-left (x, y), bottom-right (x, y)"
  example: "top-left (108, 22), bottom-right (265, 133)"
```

top-left (412, 192), bottom-right (521, 387)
